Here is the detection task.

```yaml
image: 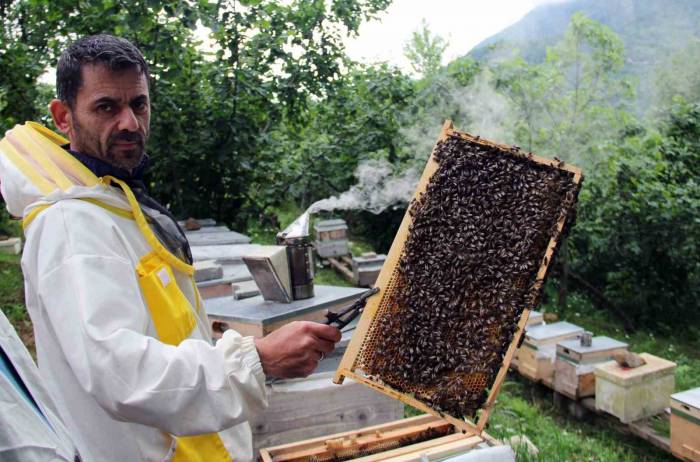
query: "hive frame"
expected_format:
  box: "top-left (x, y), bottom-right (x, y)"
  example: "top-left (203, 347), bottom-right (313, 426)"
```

top-left (334, 120), bottom-right (583, 435)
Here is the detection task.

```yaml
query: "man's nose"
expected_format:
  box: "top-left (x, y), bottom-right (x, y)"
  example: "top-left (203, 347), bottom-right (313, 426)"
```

top-left (117, 107), bottom-right (139, 132)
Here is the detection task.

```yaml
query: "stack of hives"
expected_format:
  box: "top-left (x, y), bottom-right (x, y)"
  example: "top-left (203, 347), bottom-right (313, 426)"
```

top-left (335, 121), bottom-right (582, 433)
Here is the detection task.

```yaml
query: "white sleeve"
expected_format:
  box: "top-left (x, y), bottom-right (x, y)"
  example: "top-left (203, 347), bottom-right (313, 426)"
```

top-left (31, 202), bottom-right (267, 436)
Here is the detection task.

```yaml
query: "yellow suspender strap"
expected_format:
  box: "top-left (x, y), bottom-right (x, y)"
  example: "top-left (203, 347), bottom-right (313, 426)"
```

top-left (21, 179), bottom-right (229, 461)
top-left (101, 176), bottom-right (194, 276)
top-left (102, 177), bottom-right (230, 460)
top-left (22, 199), bottom-right (135, 230)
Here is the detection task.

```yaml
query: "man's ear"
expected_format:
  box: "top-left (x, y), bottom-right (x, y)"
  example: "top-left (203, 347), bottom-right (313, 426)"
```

top-left (49, 99), bottom-right (72, 136)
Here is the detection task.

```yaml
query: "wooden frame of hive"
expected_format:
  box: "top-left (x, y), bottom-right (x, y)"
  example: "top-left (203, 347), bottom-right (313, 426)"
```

top-left (259, 414), bottom-right (499, 462)
top-left (334, 120), bottom-right (583, 435)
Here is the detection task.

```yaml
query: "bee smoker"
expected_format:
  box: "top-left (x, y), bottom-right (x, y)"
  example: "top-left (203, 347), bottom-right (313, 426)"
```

top-left (276, 212), bottom-right (315, 300)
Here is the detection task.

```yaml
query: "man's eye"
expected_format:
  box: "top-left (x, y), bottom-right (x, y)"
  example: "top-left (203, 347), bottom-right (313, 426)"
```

top-left (98, 104), bottom-right (113, 113)
top-left (133, 101), bottom-right (148, 112)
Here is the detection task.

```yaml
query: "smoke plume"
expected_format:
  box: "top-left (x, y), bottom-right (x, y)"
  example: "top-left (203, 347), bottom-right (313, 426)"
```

top-left (308, 158), bottom-right (421, 214)
top-left (309, 71), bottom-right (514, 216)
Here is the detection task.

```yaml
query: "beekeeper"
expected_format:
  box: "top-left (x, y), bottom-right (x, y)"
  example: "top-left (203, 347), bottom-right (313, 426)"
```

top-left (0, 34), bottom-right (341, 462)
top-left (0, 309), bottom-right (84, 461)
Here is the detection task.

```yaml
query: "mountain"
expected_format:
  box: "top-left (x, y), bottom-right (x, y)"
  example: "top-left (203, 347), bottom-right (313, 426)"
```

top-left (468, 0), bottom-right (700, 110)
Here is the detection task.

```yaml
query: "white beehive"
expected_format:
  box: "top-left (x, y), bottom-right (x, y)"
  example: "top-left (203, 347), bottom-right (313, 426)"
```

top-left (554, 336), bottom-right (628, 399)
top-left (314, 219), bottom-right (349, 258)
top-left (0, 237), bottom-right (22, 255)
top-left (594, 352), bottom-right (676, 423)
top-left (517, 321), bottom-right (584, 386)
top-left (511, 310), bottom-right (544, 369)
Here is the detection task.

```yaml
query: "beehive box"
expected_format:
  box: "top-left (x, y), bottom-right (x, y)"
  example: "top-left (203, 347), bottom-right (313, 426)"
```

top-left (315, 219), bottom-right (349, 258)
top-left (351, 253), bottom-right (386, 287)
top-left (526, 310), bottom-right (544, 327)
top-left (510, 310), bottom-right (544, 369)
top-left (259, 414), bottom-right (502, 462)
top-left (0, 237), bottom-right (22, 255)
top-left (553, 336), bottom-right (628, 399)
top-left (517, 321), bottom-right (584, 386)
top-left (594, 353), bottom-right (676, 423)
top-left (334, 121), bottom-right (582, 434)
top-left (671, 388), bottom-right (700, 461)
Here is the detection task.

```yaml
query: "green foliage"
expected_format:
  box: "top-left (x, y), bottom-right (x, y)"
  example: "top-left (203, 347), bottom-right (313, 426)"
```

top-left (254, 63), bottom-right (414, 213)
top-left (573, 101), bottom-right (700, 327)
top-left (652, 42), bottom-right (700, 117)
top-left (495, 12), bottom-right (633, 166)
top-left (0, 252), bottom-right (29, 342)
top-left (0, 205), bottom-right (20, 237)
top-left (1, 0), bottom-right (392, 227)
top-left (403, 19), bottom-right (448, 79)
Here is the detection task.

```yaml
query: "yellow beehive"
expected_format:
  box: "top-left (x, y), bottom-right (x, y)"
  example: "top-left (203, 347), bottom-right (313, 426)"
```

top-left (594, 353), bottom-right (676, 423)
top-left (671, 387), bottom-right (700, 462)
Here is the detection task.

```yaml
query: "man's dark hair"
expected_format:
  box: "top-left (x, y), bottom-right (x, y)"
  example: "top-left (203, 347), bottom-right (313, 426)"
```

top-left (56, 34), bottom-right (149, 107)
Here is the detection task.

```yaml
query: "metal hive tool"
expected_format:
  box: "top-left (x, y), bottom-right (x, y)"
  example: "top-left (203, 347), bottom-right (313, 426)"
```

top-left (334, 120), bottom-right (583, 435)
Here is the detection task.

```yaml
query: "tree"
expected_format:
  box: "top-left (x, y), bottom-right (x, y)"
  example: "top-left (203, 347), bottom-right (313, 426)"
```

top-left (495, 12), bottom-right (633, 167)
top-left (254, 62), bottom-right (414, 213)
top-left (0, 0), bottom-right (392, 226)
top-left (403, 19), bottom-right (447, 79)
top-left (573, 101), bottom-right (700, 327)
top-left (652, 41), bottom-right (700, 119)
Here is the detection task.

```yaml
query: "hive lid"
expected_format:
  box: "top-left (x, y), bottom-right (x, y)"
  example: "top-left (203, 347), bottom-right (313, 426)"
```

top-left (594, 352), bottom-right (676, 386)
top-left (314, 219), bottom-right (348, 232)
top-left (525, 321), bottom-right (583, 342)
top-left (557, 336), bottom-right (628, 355)
top-left (671, 387), bottom-right (700, 409)
top-left (352, 254), bottom-right (387, 264)
top-left (527, 310), bottom-right (543, 323)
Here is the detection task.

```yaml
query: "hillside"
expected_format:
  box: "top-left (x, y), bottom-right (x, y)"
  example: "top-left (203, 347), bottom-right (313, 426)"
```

top-left (469, 0), bottom-right (700, 110)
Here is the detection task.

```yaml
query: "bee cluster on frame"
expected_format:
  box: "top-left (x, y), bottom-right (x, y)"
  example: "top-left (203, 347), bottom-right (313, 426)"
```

top-left (360, 133), bottom-right (581, 419)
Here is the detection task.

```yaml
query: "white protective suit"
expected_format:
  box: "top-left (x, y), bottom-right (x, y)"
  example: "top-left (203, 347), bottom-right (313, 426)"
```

top-left (0, 309), bottom-right (82, 461)
top-left (0, 122), bottom-right (268, 462)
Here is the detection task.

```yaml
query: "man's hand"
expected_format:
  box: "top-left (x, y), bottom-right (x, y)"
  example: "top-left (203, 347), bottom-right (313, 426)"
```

top-left (254, 321), bottom-right (342, 379)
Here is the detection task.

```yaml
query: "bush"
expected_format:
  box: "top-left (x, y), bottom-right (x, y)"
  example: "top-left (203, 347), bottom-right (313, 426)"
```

top-left (571, 101), bottom-right (700, 328)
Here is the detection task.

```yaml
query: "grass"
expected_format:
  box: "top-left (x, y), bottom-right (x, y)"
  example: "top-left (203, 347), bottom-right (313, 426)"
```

top-left (0, 251), bottom-right (34, 356)
top-left (486, 378), bottom-right (675, 461)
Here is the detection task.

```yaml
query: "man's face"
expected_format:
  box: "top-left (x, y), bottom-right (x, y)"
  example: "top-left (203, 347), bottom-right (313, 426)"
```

top-left (64, 63), bottom-right (150, 172)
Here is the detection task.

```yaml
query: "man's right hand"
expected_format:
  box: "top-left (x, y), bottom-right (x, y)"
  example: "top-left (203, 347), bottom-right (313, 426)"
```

top-left (253, 321), bottom-right (342, 379)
